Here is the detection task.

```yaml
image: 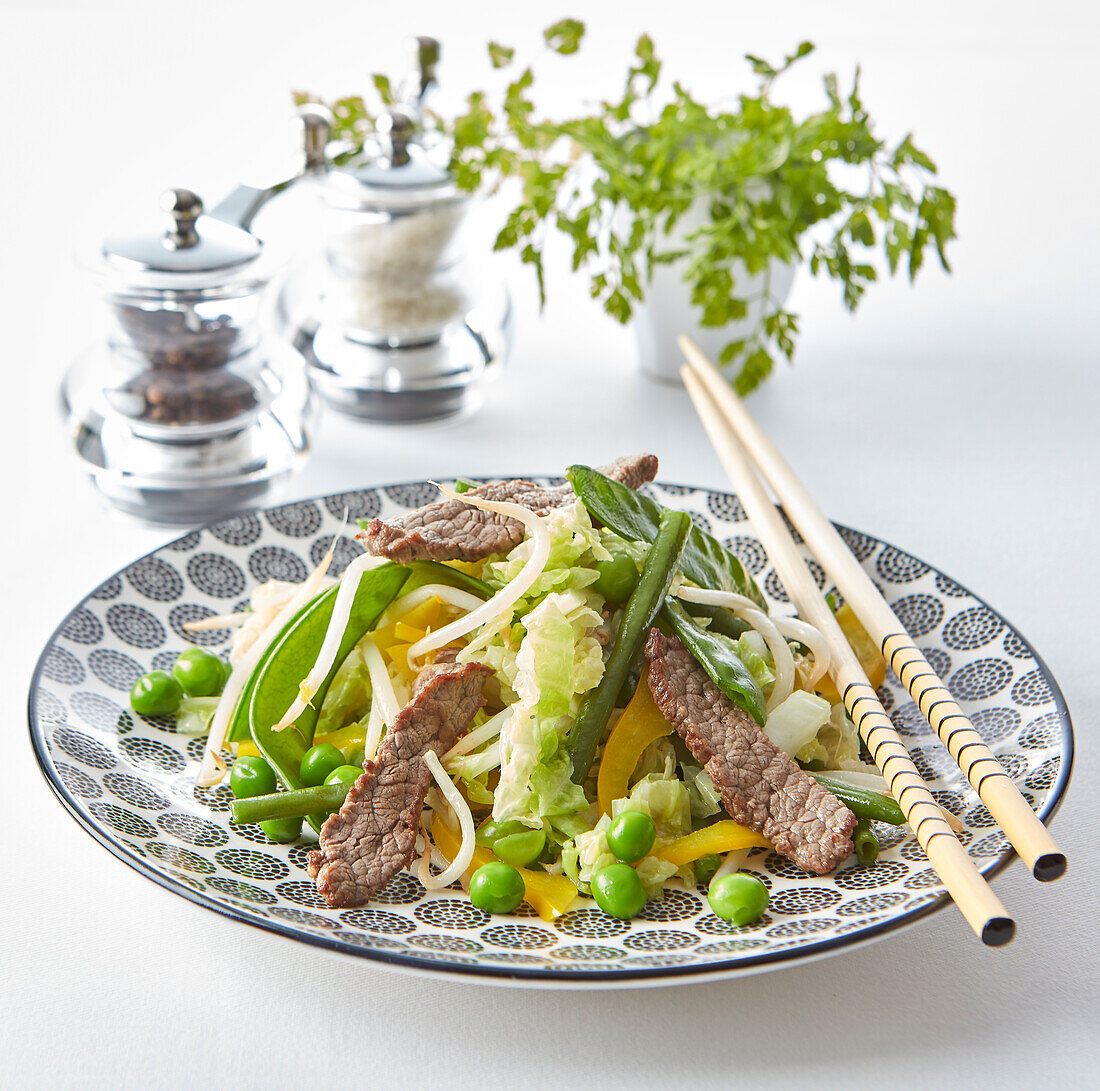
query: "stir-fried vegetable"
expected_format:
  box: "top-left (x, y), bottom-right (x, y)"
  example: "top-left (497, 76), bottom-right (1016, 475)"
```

top-left (661, 599), bottom-right (766, 725)
top-left (854, 819), bottom-right (880, 865)
top-left (431, 811), bottom-right (579, 921)
top-left (655, 820), bottom-right (770, 867)
top-left (244, 563), bottom-right (409, 832)
top-left (812, 774), bottom-right (905, 825)
top-left (567, 464), bottom-right (766, 608)
top-left (231, 782), bottom-right (350, 824)
top-left (566, 508), bottom-right (692, 783)
top-left (187, 459), bottom-right (920, 925)
top-left (596, 672), bottom-right (672, 815)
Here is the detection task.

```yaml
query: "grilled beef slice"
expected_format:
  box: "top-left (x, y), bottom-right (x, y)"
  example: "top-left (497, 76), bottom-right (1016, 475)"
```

top-left (307, 662), bottom-right (491, 908)
top-left (360, 453), bottom-right (658, 563)
top-left (645, 630), bottom-right (855, 874)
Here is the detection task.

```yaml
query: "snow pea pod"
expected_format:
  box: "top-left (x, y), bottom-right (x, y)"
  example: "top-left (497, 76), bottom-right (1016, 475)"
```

top-left (247, 562), bottom-right (410, 831)
top-left (566, 508), bottom-right (691, 784)
top-left (402, 559), bottom-right (493, 599)
top-left (661, 598), bottom-right (766, 726)
top-left (566, 464), bottom-right (767, 609)
top-left (224, 591), bottom-right (328, 744)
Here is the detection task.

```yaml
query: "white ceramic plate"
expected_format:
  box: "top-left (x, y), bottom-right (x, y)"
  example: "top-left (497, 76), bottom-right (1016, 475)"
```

top-left (28, 478), bottom-right (1072, 986)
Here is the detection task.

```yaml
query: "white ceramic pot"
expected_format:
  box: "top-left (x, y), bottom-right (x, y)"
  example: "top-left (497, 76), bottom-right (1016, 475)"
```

top-left (633, 257), bottom-right (796, 384)
top-left (631, 199), bottom-right (796, 383)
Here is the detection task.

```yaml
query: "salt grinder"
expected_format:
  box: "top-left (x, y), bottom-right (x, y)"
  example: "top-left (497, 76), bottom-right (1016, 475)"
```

top-left (277, 38), bottom-right (512, 423)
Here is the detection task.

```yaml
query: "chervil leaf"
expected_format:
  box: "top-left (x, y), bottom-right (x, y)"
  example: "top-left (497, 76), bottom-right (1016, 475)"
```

top-left (544, 18), bottom-right (585, 55)
top-left (488, 41), bottom-right (515, 68)
top-left (295, 29), bottom-right (955, 395)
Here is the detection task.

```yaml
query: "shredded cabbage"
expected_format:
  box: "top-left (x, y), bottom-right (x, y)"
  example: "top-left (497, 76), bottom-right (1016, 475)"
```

top-left (482, 499), bottom-right (606, 603)
top-left (680, 761), bottom-right (723, 821)
top-left (176, 697), bottom-right (219, 736)
top-left (797, 702), bottom-right (864, 770)
top-left (764, 690), bottom-right (832, 757)
top-left (736, 631), bottom-right (776, 692)
top-left (315, 646), bottom-right (372, 735)
top-left (490, 591), bottom-right (595, 840)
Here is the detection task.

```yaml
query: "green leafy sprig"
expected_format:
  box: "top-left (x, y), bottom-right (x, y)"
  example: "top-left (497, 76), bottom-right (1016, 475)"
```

top-left (296, 21), bottom-right (955, 394)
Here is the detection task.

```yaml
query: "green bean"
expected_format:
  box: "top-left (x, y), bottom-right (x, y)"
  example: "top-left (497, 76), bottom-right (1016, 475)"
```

top-left (812, 774), bottom-right (905, 825)
top-left (231, 782), bottom-right (350, 824)
top-left (854, 818), bottom-right (880, 865)
top-left (566, 508), bottom-right (691, 783)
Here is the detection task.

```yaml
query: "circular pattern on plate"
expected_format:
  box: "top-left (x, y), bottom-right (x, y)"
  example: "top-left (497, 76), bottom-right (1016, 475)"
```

top-left (27, 482), bottom-right (1073, 984)
top-left (248, 546), bottom-right (309, 585)
top-left (186, 554), bottom-right (245, 600)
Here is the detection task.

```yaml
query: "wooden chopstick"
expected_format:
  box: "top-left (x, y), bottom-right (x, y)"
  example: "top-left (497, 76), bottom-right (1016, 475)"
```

top-left (679, 335), bottom-right (1067, 884)
top-left (680, 364), bottom-right (1015, 945)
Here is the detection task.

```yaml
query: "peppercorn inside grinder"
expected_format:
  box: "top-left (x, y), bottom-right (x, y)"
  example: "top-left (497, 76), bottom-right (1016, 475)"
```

top-left (61, 188), bottom-right (315, 523)
top-left (277, 107), bottom-right (512, 424)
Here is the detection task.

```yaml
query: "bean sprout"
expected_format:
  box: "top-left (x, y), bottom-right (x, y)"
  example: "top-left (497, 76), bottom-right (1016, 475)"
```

top-left (443, 708), bottom-right (512, 762)
top-left (421, 750), bottom-right (476, 889)
top-left (359, 637), bottom-right (400, 761)
top-left (271, 553), bottom-right (390, 732)
top-left (675, 586), bottom-right (796, 710)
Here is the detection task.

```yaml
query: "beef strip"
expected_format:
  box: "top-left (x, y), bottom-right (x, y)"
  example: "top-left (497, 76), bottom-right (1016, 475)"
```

top-left (645, 630), bottom-right (855, 874)
top-left (306, 662), bottom-right (491, 908)
top-left (360, 453), bottom-right (658, 564)
top-left (412, 648), bottom-right (460, 695)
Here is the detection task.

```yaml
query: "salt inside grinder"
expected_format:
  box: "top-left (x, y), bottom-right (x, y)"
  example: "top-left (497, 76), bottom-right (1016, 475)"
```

top-left (62, 188), bottom-right (313, 523)
top-left (278, 39), bottom-right (511, 424)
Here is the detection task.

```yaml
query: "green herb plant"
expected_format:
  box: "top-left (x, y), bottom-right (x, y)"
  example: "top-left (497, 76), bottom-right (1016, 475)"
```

top-left (296, 19), bottom-right (956, 394)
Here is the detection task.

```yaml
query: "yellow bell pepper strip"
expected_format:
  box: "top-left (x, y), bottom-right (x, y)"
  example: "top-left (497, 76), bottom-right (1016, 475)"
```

top-left (815, 602), bottom-right (886, 703)
top-left (596, 672), bottom-right (672, 815)
top-left (431, 811), bottom-right (579, 921)
top-left (311, 722), bottom-right (366, 754)
top-left (654, 820), bottom-right (770, 867)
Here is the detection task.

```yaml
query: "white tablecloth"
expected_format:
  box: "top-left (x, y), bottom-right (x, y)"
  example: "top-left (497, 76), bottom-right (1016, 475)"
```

top-left (2, 3), bottom-right (1095, 1087)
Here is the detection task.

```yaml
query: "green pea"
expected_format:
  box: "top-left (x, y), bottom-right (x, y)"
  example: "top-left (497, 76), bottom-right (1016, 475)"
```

top-left (130, 670), bottom-right (183, 717)
top-left (343, 743), bottom-right (366, 767)
top-left (591, 863), bottom-right (647, 920)
top-left (592, 553), bottom-right (639, 604)
top-left (172, 647), bottom-right (227, 698)
top-left (299, 743), bottom-right (346, 787)
top-left (260, 816), bottom-right (302, 843)
top-left (606, 810), bottom-right (656, 863)
top-left (694, 854), bottom-right (721, 885)
top-left (468, 862), bottom-right (525, 914)
top-left (493, 828), bottom-right (546, 868)
top-left (324, 764), bottom-right (362, 788)
top-left (230, 755), bottom-right (278, 799)
top-left (708, 873), bottom-right (769, 926)
top-left (475, 819), bottom-right (527, 847)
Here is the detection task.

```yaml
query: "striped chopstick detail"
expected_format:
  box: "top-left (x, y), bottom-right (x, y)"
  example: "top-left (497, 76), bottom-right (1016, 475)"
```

top-left (678, 334), bottom-right (1066, 884)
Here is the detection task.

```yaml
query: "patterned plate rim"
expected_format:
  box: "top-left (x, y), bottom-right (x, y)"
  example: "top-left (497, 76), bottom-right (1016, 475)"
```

top-left (26, 478), bottom-right (1075, 986)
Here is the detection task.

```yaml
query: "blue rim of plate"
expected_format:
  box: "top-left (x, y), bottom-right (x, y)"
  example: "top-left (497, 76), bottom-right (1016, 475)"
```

top-left (27, 479), bottom-right (1074, 985)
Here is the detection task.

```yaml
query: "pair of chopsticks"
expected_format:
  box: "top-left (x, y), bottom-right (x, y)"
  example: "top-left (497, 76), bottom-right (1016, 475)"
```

top-left (678, 336), bottom-right (1066, 946)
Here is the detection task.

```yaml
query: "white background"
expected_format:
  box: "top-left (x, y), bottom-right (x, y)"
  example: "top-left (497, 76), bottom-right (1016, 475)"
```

top-left (1, 1), bottom-right (1097, 1087)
